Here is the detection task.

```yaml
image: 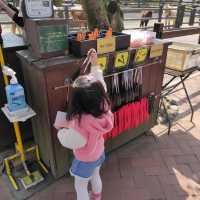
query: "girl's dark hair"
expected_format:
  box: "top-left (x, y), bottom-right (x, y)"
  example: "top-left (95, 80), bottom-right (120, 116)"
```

top-left (67, 81), bottom-right (111, 121)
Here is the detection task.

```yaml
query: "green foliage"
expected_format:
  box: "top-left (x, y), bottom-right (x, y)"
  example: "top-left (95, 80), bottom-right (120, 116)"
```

top-left (53, 0), bottom-right (64, 6)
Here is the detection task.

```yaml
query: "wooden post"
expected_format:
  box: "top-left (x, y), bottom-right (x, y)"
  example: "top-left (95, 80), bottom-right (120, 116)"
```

top-left (138, 0), bottom-right (141, 8)
top-left (189, 8), bottom-right (196, 26)
top-left (175, 5), bottom-right (185, 28)
top-left (153, 23), bottom-right (164, 39)
top-left (158, 4), bottom-right (163, 23)
top-left (63, 5), bottom-right (69, 19)
top-left (178, 0), bottom-right (183, 5)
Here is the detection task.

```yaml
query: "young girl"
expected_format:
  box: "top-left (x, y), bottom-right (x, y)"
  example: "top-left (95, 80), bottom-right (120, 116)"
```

top-left (54, 49), bottom-right (114, 200)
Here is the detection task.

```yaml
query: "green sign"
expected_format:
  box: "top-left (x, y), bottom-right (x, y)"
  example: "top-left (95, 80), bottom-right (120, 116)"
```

top-left (39, 25), bottom-right (68, 53)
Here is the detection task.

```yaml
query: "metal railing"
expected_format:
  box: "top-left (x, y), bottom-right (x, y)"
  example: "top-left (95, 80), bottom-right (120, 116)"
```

top-left (0, 0), bottom-right (199, 32)
top-left (121, 0), bottom-right (200, 7)
top-left (121, 0), bottom-right (200, 30)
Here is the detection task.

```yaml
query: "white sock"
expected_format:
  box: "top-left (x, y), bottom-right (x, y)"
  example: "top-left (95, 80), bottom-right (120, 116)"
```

top-left (74, 177), bottom-right (89, 200)
top-left (90, 166), bottom-right (102, 195)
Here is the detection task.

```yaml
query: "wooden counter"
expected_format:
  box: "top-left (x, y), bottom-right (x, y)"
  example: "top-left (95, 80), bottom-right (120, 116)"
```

top-left (17, 41), bottom-right (170, 178)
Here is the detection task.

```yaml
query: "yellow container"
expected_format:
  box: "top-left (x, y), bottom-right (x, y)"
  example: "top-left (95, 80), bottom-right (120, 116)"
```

top-left (166, 42), bottom-right (200, 71)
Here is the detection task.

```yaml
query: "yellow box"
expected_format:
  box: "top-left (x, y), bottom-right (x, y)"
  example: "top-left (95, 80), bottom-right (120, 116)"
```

top-left (166, 42), bottom-right (200, 71)
top-left (97, 37), bottom-right (116, 54)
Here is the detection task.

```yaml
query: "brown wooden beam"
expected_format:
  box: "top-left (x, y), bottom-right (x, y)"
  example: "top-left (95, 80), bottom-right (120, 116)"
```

top-left (162, 27), bottom-right (200, 39)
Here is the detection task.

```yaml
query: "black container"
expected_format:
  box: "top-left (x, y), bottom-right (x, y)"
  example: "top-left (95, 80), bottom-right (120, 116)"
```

top-left (114, 32), bottom-right (131, 51)
top-left (153, 23), bottom-right (164, 39)
top-left (68, 38), bottom-right (97, 57)
top-left (68, 31), bottom-right (130, 57)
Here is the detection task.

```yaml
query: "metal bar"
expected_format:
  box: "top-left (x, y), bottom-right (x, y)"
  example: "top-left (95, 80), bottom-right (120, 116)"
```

top-left (162, 73), bottom-right (192, 97)
top-left (162, 76), bottom-right (177, 90)
top-left (161, 99), bottom-right (172, 135)
top-left (121, 0), bottom-right (198, 2)
top-left (162, 68), bottom-right (199, 95)
top-left (175, 5), bottom-right (185, 28)
top-left (54, 84), bottom-right (70, 90)
top-left (122, 8), bottom-right (160, 12)
top-left (0, 47), bottom-right (9, 85)
top-left (180, 76), bottom-right (194, 122)
top-left (164, 87), bottom-right (184, 95)
top-left (6, 152), bottom-right (20, 161)
top-left (13, 123), bottom-right (26, 161)
top-left (121, 3), bottom-right (180, 6)
top-left (199, 34), bottom-right (200, 44)
top-left (124, 26), bottom-right (154, 30)
top-left (121, 0), bottom-right (184, 2)
top-left (53, 61), bottom-right (161, 90)
top-left (158, 4), bottom-right (163, 22)
top-left (104, 61), bottom-right (161, 78)
top-left (35, 145), bottom-right (48, 173)
top-left (4, 158), bottom-right (19, 190)
top-left (125, 25), bottom-right (180, 31)
top-left (22, 161), bottom-right (31, 176)
top-left (123, 7), bottom-right (177, 11)
top-left (124, 25), bottom-right (177, 31)
top-left (124, 17), bottom-right (177, 21)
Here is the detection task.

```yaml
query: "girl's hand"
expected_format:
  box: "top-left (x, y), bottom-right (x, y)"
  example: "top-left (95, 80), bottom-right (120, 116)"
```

top-left (87, 49), bottom-right (98, 66)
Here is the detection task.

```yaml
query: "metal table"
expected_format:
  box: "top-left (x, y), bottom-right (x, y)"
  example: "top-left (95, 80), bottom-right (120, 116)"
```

top-left (160, 66), bottom-right (200, 135)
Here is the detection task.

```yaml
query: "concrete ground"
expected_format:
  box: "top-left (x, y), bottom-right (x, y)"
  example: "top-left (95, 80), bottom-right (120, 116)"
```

top-left (0, 31), bottom-right (200, 200)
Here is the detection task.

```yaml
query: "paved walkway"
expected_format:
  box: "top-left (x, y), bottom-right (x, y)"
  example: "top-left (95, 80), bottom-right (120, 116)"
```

top-left (1, 35), bottom-right (200, 200)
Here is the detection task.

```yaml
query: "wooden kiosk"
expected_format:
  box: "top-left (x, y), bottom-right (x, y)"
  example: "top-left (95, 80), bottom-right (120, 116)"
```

top-left (17, 35), bottom-right (170, 178)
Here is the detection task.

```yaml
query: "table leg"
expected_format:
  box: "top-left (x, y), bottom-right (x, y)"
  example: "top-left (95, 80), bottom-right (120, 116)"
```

top-left (162, 76), bottom-right (177, 90)
top-left (160, 98), bottom-right (172, 135)
top-left (180, 76), bottom-right (194, 122)
top-left (163, 73), bottom-right (191, 97)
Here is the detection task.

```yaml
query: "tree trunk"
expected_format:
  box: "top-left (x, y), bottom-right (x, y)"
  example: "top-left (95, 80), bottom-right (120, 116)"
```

top-left (80, 0), bottom-right (110, 30)
top-left (81, 0), bottom-right (124, 32)
top-left (107, 6), bottom-right (124, 32)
